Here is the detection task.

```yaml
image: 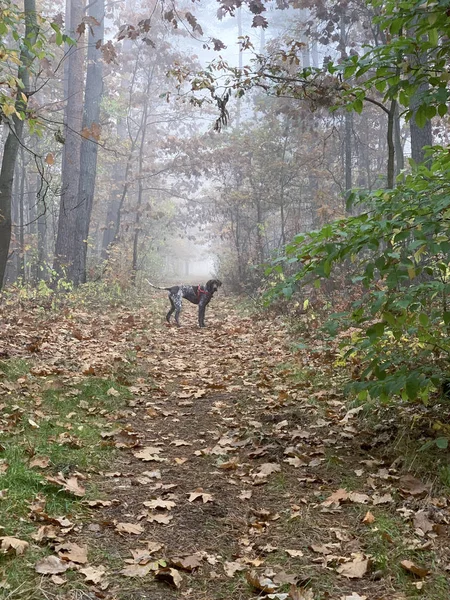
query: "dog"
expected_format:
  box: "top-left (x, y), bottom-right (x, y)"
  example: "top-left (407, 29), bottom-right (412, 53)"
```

top-left (146, 279), bottom-right (222, 327)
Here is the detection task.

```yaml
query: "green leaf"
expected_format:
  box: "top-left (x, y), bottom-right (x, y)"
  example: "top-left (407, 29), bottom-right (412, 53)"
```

top-left (435, 437), bottom-right (448, 449)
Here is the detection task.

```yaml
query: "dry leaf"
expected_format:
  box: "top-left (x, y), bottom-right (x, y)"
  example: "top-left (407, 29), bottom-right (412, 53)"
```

top-left (29, 456), bottom-right (50, 469)
top-left (0, 537), bottom-right (29, 555)
top-left (50, 575), bottom-right (66, 586)
top-left (238, 490), bottom-right (252, 500)
top-left (224, 561), bottom-right (246, 577)
top-left (340, 594), bottom-right (367, 600)
top-left (116, 522), bottom-right (144, 535)
top-left (154, 566), bottom-right (183, 588)
top-left (45, 474), bottom-right (85, 497)
top-left (35, 555), bottom-right (70, 575)
top-left (256, 463), bottom-right (281, 478)
top-left (171, 553), bottom-right (203, 571)
top-left (285, 549), bottom-right (304, 557)
top-left (362, 511), bottom-right (375, 524)
top-left (134, 447), bottom-right (164, 461)
top-left (289, 587), bottom-right (315, 600)
top-left (400, 559), bottom-right (430, 578)
top-left (147, 513), bottom-right (173, 525)
top-left (55, 542), bottom-right (88, 564)
top-left (413, 511), bottom-right (434, 534)
top-left (79, 565), bottom-right (108, 585)
top-left (336, 553), bottom-right (369, 578)
top-left (399, 475), bottom-right (430, 498)
top-left (188, 488), bottom-right (214, 503)
top-left (143, 498), bottom-right (176, 511)
top-left (246, 570), bottom-right (277, 593)
top-left (120, 563), bottom-right (155, 577)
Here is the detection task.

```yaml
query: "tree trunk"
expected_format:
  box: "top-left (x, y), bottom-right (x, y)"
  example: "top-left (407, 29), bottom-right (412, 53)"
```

top-left (410, 85), bottom-right (433, 165)
top-left (53, 0), bottom-right (86, 283)
top-left (74, 0), bottom-right (104, 285)
top-left (0, 0), bottom-right (37, 289)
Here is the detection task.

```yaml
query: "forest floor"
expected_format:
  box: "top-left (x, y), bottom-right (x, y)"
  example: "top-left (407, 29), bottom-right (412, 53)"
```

top-left (0, 292), bottom-right (449, 600)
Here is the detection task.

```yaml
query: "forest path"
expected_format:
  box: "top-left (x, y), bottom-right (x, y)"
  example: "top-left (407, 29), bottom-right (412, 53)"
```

top-left (1, 295), bottom-right (447, 600)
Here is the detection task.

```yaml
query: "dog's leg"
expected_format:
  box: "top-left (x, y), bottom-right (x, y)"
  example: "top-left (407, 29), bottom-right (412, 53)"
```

top-left (174, 291), bottom-right (183, 326)
top-left (198, 305), bottom-right (205, 327)
top-left (166, 296), bottom-right (176, 323)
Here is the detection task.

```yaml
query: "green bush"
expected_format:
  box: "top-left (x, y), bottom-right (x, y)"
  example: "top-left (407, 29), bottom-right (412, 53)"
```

top-left (267, 148), bottom-right (450, 404)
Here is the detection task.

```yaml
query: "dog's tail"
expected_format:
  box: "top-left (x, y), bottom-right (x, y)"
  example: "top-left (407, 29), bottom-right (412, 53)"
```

top-left (146, 279), bottom-right (170, 291)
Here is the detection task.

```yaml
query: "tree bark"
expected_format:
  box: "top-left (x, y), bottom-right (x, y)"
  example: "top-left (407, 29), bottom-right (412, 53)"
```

top-left (0, 0), bottom-right (37, 289)
top-left (53, 0), bottom-right (86, 283)
top-left (74, 0), bottom-right (104, 284)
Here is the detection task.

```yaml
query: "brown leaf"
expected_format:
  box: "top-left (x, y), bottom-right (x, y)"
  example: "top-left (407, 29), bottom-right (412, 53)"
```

top-left (147, 513), bottom-right (173, 525)
top-left (289, 587), bottom-right (315, 600)
top-left (188, 488), bottom-right (214, 503)
top-left (336, 553), bottom-right (369, 579)
top-left (133, 447), bottom-right (164, 461)
top-left (116, 522), bottom-right (144, 535)
top-left (362, 511), bottom-right (375, 524)
top-left (154, 566), bottom-right (183, 588)
top-left (399, 475), bottom-right (430, 498)
top-left (45, 474), bottom-right (85, 497)
top-left (224, 560), bottom-right (246, 577)
top-left (246, 570), bottom-right (277, 593)
top-left (45, 153), bottom-right (55, 166)
top-left (285, 549), bottom-right (304, 557)
top-left (55, 542), bottom-right (88, 564)
top-left (143, 498), bottom-right (176, 511)
top-left (413, 511), bottom-right (434, 534)
top-left (29, 456), bottom-right (50, 469)
top-left (79, 565), bottom-right (108, 585)
top-left (35, 555), bottom-right (70, 575)
top-left (400, 559), bottom-right (430, 578)
top-left (171, 553), bottom-right (203, 571)
top-left (120, 563), bottom-right (155, 577)
top-left (0, 537), bottom-right (29, 555)
top-left (256, 463), bottom-right (281, 478)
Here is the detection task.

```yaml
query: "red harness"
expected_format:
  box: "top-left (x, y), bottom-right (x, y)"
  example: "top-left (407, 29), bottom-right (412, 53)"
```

top-left (197, 285), bottom-right (210, 300)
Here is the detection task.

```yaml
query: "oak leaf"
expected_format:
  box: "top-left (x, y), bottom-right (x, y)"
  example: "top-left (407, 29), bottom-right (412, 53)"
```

top-left (115, 522), bottom-right (144, 535)
top-left (336, 553), bottom-right (369, 578)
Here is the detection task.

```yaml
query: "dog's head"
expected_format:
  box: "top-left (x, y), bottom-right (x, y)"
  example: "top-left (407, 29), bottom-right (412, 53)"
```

top-left (206, 279), bottom-right (222, 294)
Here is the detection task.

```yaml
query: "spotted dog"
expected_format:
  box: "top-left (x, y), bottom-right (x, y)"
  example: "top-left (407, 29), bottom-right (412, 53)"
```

top-left (146, 279), bottom-right (222, 327)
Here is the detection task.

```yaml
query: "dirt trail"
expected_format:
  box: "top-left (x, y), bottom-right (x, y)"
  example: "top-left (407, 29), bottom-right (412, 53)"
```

top-left (1, 297), bottom-right (449, 600)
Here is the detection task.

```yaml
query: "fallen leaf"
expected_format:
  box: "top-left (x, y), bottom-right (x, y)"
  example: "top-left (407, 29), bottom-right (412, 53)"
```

top-left (238, 490), bottom-right (252, 500)
top-left (246, 570), bottom-right (277, 593)
top-left (154, 566), bottom-right (183, 588)
top-left (45, 474), bottom-right (85, 497)
top-left (0, 537), bottom-right (29, 555)
top-left (171, 553), bottom-right (203, 571)
top-left (285, 549), bottom-right (304, 557)
top-left (50, 575), bottom-right (66, 586)
top-left (35, 555), bottom-right (70, 575)
top-left (134, 447), bottom-right (164, 461)
top-left (399, 475), bottom-right (430, 498)
top-left (224, 561), bottom-right (246, 577)
top-left (362, 511), bottom-right (375, 524)
top-left (413, 511), bottom-right (434, 534)
top-left (116, 522), bottom-right (144, 535)
top-left (188, 488), bottom-right (214, 503)
top-left (79, 565), bottom-right (108, 586)
top-left (55, 542), bottom-right (88, 564)
top-left (336, 553), bottom-right (369, 578)
top-left (400, 559), bottom-right (430, 578)
top-left (29, 456), bottom-right (50, 469)
top-left (289, 587), bottom-right (315, 600)
top-left (147, 513), bottom-right (173, 525)
top-left (120, 563), bottom-right (156, 577)
top-left (143, 498), bottom-right (176, 511)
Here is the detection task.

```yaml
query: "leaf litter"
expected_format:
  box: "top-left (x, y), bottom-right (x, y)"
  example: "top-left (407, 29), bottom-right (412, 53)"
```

top-left (0, 298), bottom-right (449, 598)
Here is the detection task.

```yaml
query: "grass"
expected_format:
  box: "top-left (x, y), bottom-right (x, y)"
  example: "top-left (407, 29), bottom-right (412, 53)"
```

top-left (0, 363), bottom-right (132, 595)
